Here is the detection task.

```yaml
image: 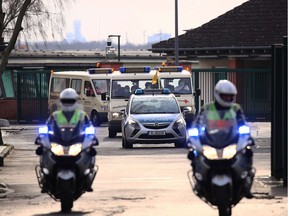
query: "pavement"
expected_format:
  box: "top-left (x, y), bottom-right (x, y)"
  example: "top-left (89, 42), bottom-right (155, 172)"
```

top-left (0, 122), bottom-right (287, 199)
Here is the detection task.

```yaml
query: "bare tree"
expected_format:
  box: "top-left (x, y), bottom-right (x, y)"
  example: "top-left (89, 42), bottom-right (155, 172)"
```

top-left (0, 0), bottom-right (74, 144)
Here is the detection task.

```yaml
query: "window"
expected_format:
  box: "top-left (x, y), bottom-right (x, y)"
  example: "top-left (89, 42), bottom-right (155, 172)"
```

top-left (92, 79), bottom-right (109, 95)
top-left (51, 78), bottom-right (69, 93)
top-left (84, 81), bottom-right (94, 97)
top-left (131, 97), bottom-right (179, 114)
top-left (2, 70), bottom-right (15, 97)
top-left (71, 79), bottom-right (82, 94)
top-left (161, 78), bottom-right (192, 94)
top-left (111, 79), bottom-right (152, 98)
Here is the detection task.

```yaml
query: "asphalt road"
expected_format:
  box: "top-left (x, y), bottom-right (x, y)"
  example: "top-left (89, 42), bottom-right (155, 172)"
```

top-left (0, 123), bottom-right (286, 216)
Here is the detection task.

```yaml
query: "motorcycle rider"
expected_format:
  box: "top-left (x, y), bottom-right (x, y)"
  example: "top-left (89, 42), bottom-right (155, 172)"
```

top-left (192, 79), bottom-right (254, 198)
top-left (46, 88), bottom-right (96, 191)
top-left (47, 88), bottom-right (91, 131)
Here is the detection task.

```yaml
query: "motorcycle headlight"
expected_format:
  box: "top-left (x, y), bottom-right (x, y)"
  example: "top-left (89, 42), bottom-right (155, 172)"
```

top-left (222, 144), bottom-right (237, 159)
top-left (51, 143), bottom-right (83, 156)
top-left (68, 143), bottom-right (83, 156)
top-left (202, 144), bottom-right (237, 160)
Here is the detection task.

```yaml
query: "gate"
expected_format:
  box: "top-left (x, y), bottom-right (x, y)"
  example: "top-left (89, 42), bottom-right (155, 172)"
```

top-left (193, 68), bottom-right (271, 121)
top-left (17, 70), bottom-right (50, 123)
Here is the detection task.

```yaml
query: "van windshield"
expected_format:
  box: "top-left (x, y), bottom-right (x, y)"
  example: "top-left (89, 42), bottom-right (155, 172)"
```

top-left (111, 80), bottom-right (158, 99)
top-left (130, 97), bottom-right (180, 114)
top-left (92, 79), bottom-right (110, 95)
top-left (160, 78), bottom-right (192, 94)
top-left (51, 78), bottom-right (69, 93)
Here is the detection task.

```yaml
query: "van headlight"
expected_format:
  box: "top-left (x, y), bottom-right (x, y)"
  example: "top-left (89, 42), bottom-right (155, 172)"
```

top-left (112, 112), bottom-right (121, 119)
top-left (202, 144), bottom-right (237, 160)
top-left (51, 143), bottom-right (83, 156)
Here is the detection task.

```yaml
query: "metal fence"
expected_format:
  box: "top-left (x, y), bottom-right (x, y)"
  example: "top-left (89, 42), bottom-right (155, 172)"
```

top-left (16, 70), bottom-right (50, 123)
top-left (193, 68), bottom-right (271, 122)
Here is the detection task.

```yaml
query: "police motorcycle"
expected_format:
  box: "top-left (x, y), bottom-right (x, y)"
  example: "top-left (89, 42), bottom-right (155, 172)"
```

top-left (34, 123), bottom-right (98, 213)
top-left (187, 110), bottom-right (255, 216)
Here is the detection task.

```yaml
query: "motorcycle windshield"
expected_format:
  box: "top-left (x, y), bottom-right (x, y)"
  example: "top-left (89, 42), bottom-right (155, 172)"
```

top-left (199, 110), bottom-right (238, 148)
top-left (52, 123), bottom-right (83, 146)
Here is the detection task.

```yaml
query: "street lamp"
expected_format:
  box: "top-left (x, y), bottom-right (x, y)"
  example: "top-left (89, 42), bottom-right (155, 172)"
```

top-left (107, 35), bottom-right (121, 62)
top-left (175, 0), bottom-right (179, 66)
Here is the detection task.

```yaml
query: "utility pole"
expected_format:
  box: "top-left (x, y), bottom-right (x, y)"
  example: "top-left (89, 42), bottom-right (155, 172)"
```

top-left (175, 0), bottom-right (179, 66)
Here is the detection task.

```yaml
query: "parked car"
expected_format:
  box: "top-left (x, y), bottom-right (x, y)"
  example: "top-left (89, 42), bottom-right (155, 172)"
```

top-left (121, 88), bottom-right (187, 148)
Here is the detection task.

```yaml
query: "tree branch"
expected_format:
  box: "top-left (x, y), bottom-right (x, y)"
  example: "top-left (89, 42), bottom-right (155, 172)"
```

top-left (0, 0), bottom-right (32, 74)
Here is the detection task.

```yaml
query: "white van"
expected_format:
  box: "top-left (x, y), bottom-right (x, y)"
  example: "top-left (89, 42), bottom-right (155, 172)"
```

top-left (157, 66), bottom-right (200, 127)
top-left (104, 66), bottom-right (158, 138)
top-left (48, 68), bottom-right (112, 126)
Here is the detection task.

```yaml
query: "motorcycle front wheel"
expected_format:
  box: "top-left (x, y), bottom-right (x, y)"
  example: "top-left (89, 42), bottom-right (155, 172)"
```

top-left (61, 197), bottom-right (73, 213)
top-left (218, 205), bottom-right (231, 216)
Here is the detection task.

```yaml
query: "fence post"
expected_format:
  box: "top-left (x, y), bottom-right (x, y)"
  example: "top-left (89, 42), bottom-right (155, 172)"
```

top-left (271, 36), bottom-right (287, 186)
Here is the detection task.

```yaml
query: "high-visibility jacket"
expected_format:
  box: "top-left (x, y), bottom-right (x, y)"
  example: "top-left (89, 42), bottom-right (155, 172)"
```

top-left (52, 109), bottom-right (85, 128)
top-left (202, 102), bottom-right (241, 129)
top-left (203, 102), bottom-right (241, 120)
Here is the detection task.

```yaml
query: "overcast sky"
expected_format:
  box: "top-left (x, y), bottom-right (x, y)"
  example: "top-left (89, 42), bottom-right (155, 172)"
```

top-left (62, 0), bottom-right (248, 45)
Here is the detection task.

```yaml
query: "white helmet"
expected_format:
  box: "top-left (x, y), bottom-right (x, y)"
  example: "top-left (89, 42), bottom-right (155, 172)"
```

top-left (214, 80), bottom-right (237, 107)
top-left (59, 88), bottom-right (78, 112)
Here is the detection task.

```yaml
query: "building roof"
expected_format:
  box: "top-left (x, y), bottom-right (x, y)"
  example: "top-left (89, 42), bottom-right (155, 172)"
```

top-left (151, 0), bottom-right (287, 56)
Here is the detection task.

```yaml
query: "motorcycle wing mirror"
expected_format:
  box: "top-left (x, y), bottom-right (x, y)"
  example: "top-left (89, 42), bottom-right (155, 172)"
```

top-left (34, 137), bottom-right (42, 145)
top-left (92, 138), bottom-right (99, 146)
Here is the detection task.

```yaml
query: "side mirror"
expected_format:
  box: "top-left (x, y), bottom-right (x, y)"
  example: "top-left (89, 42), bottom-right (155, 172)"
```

top-left (193, 88), bottom-right (201, 96)
top-left (120, 109), bottom-right (126, 118)
top-left (182, 107), bottom-right (190, 113)
top-left (101, 92), bottom-right (107, 101)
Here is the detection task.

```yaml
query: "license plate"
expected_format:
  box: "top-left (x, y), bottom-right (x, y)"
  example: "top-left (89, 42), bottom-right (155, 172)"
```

top-left (148, 131), bottom-right (166, 135)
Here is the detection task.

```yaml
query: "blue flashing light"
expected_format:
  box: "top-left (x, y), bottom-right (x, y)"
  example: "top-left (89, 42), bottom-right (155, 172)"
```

top-left (193, 150), bottom-right (198, 157)
top-left (177, 66), bottom-right (183, 72)
top-left (134, 89), bottom-right (144, 95)
top-left (239, 125), bottom-right (250, 135)
top-left (144, 66), bottom-right (151, 72)
top-left (119, 67), bottom-right (126, 73)
top-left (85, 126), bottom-right (95, 135)
top-left (188, 128), bottom-right (199, 137)
top-left (119, 66), bottom-right (151, 73)
top-left (156, 66), bottom-right (183, 72)
top-left (39, 126), bottom-right (48, 134)
top-left (162, 88), bottom-right (171, 94)
top-left (88, 68), bottom-right (112, 74)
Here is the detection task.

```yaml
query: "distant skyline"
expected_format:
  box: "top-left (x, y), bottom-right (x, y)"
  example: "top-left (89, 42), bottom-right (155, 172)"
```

top-left (59, 0), bottom-right (248, 45)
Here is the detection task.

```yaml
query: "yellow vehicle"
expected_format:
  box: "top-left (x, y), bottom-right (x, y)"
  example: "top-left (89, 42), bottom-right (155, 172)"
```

top-left (48, 68), bottom-right (112, 126)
